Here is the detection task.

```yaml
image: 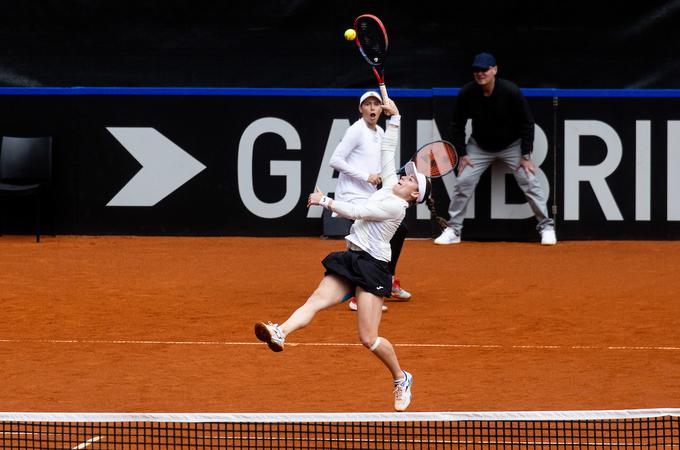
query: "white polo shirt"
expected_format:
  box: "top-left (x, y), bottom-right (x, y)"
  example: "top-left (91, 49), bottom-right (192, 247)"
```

top-left (330, 118), bottom-right (385, 205)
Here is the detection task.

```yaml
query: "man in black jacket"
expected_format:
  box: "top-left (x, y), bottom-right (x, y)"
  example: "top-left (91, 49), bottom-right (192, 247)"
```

top-left (434, 52), bottom-right (556, 245)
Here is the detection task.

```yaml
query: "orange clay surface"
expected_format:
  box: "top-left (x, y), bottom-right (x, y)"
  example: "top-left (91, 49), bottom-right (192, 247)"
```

top-left (0, 236), bottom-right (678, 413)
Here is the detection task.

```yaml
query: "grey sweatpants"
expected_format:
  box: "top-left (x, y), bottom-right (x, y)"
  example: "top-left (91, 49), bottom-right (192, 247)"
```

top-left (447, 138), bottom-right (554, 235)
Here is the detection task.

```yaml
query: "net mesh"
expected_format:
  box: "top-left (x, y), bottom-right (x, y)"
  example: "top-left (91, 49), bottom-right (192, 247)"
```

top-left (1, 410), bottom-right (678, 449)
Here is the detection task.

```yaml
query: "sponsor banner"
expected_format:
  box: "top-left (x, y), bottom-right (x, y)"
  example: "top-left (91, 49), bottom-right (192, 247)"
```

top-left (555, 97), bottom-right (680, 239)
top-left (0, 89), bottom-right (678, 239)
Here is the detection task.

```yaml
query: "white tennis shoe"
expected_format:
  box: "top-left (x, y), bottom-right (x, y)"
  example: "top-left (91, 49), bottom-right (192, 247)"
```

top-left (254, 321), bottom-right (285, 352)
top-left (393, 370), bottom-right (413, 411)
top-left (434, 227), bottom-right (461, 245)
top-left (540, 229), bottom-right (557, 245)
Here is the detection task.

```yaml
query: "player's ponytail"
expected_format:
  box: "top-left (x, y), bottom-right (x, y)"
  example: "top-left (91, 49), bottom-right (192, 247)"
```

top-left (425, 196), bottom-right (448, 231)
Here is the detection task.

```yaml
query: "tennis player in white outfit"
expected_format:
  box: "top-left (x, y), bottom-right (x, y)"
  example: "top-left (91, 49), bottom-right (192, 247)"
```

top-left (255, 99), bottom-right (429, 412)
top-left (330, 91), bottom-right (412, 312)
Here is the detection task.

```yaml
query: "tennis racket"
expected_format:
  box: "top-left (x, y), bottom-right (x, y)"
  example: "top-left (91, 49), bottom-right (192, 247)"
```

top-left (402, 140), bottom-right (458, 178)
top-left (353, 14), bottom-right (389, 101)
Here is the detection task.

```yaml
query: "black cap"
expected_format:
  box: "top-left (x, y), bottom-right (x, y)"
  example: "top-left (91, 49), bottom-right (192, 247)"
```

top-left (471, 52), bottom-right (496, 70)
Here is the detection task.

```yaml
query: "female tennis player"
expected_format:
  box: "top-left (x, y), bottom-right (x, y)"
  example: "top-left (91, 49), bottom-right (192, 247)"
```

top-left (330, 91), bottom-right (413, 311)
top-left (255, 98), bottom-right (430, 412)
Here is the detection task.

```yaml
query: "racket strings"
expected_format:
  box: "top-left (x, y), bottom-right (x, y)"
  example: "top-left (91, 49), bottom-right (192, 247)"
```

top-left (415, 142), bottom-right (457, 178)
top-left (355, 17), bottom-right (387, 66)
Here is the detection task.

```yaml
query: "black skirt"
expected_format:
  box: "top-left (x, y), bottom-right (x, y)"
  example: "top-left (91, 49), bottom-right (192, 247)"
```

top-left (322, 250), bottom-right (392, 297)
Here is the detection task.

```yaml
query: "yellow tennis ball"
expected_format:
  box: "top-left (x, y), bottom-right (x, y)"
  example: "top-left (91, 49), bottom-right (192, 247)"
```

top-left (344, 28), bottom-right (356, 41)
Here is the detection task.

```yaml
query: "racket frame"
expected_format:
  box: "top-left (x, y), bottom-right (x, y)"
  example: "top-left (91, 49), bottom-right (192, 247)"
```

top-left (353, 14), bottom-right (389, 100)
top-left (408, 140), bottom-right (459, 178)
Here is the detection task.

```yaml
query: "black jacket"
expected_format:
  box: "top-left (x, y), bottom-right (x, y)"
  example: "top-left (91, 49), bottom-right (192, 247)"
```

top-left (450, 78), bottom-right (534, 157)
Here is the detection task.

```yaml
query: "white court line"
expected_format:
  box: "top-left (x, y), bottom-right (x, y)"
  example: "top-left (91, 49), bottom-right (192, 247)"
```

top-left (0, 338), bottom-right (678, 351)
top-left (71, 435), bottom-right (101, 449)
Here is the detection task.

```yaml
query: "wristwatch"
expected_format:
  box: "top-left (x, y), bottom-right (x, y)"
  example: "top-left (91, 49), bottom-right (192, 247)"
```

top-left (522, 154), bottom-right (531, 161)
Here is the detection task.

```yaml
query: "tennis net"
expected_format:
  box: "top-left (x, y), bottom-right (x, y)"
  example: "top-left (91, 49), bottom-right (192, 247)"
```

top-left (1, 409), bottom-right (678, 449)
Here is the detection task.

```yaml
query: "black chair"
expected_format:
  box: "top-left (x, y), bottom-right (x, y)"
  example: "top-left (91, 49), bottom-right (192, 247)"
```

top-left (0, 136), bottom-right (53, 242)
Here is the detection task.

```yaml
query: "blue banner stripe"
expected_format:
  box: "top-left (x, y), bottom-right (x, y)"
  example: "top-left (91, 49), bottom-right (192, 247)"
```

top-left (2, 87), bottom-right (680, 98)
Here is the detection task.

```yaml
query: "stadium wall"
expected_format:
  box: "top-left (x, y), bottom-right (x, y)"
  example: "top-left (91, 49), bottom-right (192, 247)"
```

top-left (1, 88), bottom-right (679, 240)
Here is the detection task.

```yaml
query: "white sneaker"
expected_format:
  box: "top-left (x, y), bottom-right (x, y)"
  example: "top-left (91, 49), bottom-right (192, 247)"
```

top-left (393, 370), bottom-right (413, 411)
top-left (434, 227), bottom-right (461, 245)
top-left (254, 321), bottom-right (285, 352)
top-left (348, 297), bottom-right (387, 312)
top-left (540, 229), bottom-right (557, 245)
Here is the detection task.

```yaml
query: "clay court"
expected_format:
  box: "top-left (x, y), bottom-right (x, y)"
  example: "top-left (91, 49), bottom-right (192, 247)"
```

top-left (1, 236), bottom-right (679, 413)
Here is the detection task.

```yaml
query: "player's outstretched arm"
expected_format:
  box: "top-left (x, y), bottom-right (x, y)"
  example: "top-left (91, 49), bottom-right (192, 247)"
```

top-left (380, 98), bottom-right (401, 189)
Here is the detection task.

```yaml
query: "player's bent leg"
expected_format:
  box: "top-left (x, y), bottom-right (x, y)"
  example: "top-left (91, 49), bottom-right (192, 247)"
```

top-left (355, 290), bottom-right (402, 379)
top-left (365, 335), bottom-right (403, 381)
top-left (279, 274), bottom-right (352, 336)
top-left (355, 288), bottom-right (411, 410)
top-left (355, 290), bottom-right (383, 338)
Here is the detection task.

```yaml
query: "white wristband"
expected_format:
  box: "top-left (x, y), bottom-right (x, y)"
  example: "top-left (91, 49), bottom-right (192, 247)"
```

top-left (319, 196), bottom-right (331, 209)
top-left (389, 115), bottom-right (401, 127)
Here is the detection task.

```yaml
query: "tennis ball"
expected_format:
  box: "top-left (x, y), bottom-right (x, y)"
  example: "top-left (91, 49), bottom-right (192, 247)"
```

top-left (344, 28), bottom-right (356, 41)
